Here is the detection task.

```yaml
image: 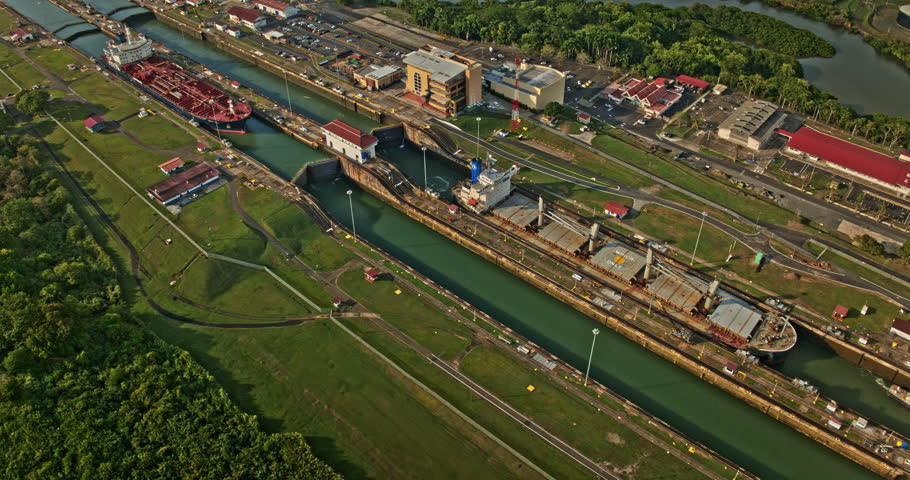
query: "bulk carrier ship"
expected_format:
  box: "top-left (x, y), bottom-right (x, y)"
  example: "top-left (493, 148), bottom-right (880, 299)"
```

top-left (455, 160), bottom-right (797, 356)
top-left (101, 30), bottom-right (251, 134)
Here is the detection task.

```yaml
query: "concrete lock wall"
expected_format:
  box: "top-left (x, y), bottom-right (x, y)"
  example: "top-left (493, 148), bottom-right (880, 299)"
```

top-left (338, 156), bottom-right (905, 480)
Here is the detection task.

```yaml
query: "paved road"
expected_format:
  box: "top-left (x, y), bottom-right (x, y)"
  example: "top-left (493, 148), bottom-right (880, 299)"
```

top-left (433, 119), bottom-right (910, 310)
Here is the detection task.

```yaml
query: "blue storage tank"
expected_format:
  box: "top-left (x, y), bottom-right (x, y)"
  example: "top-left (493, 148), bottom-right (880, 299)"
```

top-left (470, 159), bottom-right (482, 184)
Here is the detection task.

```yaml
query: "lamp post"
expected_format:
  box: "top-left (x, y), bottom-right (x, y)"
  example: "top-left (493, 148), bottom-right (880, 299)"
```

top-left (346, 189), bottom-right (356, 239)
top-left (475, 116), bottom-right (482, 158)
top-left (421, 146), bottom-right (428, 193)
top-left (690, 211), bottom-right (707, 266)
top-left (583, 328), bottom-right (600, 386)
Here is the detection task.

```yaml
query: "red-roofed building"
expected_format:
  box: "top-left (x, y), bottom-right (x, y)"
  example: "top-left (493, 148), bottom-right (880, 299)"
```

top-left (778, 127), bottom-right (910, 197)
top-left (605, 78), bottom-right (682, 117)
top-left (10, 28), bottom-right (33, 43)
top-left (251, 0), bottom-right (299, 18)
top-left (83, 116), bottom-right (106, 132)
top-left (890, 318), bottom-right (910, 342)
top-left (832, 304), bottom-right (849, 320)
top-left (577, 112), bottom-right (591, 124)
top-left (322, 120), bottom-right (378, 164)
top-left (147, 162), bottom-right (220, 205)
top-left (603, 201), bottom-right (630, 219)
top-left (227, 6), bottom-right (267, 30)
top-left (676, 75), bottom-right (710, 92)
top-left (158, 157), bottom-right (185, 175)
top-left (365, 268), bottom-right (380, 283)
top-left (196, 143), bottom-right (207, 152)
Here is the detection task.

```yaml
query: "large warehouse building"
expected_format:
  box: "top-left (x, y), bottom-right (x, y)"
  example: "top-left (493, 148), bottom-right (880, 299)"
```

top-left (403, 46), bottom-right (482, 115)
top-left (717, 100), bottom-right (787, 150)
top-left (778, 127), bottom-right (910, 197)
top-left (485, 61), bottom-right (565, 110)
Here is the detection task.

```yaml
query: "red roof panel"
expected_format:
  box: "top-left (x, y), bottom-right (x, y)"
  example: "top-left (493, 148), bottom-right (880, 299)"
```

top-left (148, 162), bottom-right (219, 203)
top-left (779, 127), bottom-right (910, 188)
top-left (158, 157), bottom-right (185, 172)
top-left (322, 120), bottom-right (378, 149)
top-left (604, 201), bottom-right (629, 217)
top-left (227, 6), bottom-right (264, 23)
top-left (253, 0), bottom-right (291, 10)
top-left (83, 116), bottom-right (105, 128)
top-left (892, 318), bottom-right (910, 335)
top-left (676, 74), bottom-right (710, 89)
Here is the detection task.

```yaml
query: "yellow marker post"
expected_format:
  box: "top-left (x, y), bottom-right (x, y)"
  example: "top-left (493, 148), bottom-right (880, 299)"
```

top-left (394, 289), bottom-right (402, 295)
top-left (526, 385), bottom-right (535, 392)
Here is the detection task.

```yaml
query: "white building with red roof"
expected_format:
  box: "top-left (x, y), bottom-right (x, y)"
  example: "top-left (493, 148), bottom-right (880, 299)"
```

top-left (322, 120), bottom-right (378, 164)
top-left (10, 28), bottom-right (33, 43)
top-left (251, 0), bottom-right (299, 18)
top-left (227, 6), bottom-right (267, 30)
top-left (601, 78), bottom-right (681, 117)
top-left (603, 201), bottom-right (630, 219)
top-left (778, 127), bottom-right (910, 197)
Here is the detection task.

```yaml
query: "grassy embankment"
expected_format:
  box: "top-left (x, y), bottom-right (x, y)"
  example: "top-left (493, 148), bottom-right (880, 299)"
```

top-left (20, 42), bottom-right (580, 479)
top-left (337, 269), bottom-right (717, 480)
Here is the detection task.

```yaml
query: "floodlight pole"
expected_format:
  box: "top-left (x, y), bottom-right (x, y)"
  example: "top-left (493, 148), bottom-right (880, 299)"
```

top-left (346, 189), bottom-right (356, 239)
top-left (690, 211), bottom-right (707, 266)
top-left (583, 328), bottom-right (600, 386)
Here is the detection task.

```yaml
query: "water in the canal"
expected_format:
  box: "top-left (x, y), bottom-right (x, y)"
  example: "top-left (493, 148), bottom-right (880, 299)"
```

top-left (4, 0), bottom-right (902, 476)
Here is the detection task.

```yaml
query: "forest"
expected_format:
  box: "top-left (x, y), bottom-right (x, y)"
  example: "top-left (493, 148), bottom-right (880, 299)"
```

top-left (0, 136), bottom-right (341, 480)
top-left (396, 0), bottom-right (910, 151)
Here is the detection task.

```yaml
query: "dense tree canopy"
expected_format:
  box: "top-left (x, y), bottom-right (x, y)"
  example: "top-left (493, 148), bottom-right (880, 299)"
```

top-left (0, 136), bottom-right (341, 480)
top-left (396, 0), bottom-right (910, 151)
top-left (15, 90), bottom-right (49, 116)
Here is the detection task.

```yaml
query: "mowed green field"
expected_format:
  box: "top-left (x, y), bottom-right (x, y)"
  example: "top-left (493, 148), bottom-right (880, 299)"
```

top-left (145, 318), bottom-right (536, 480)
top-left (336, 265), bottom-right (710, 479)
top-left (239, 187), bottom-right (354, 272)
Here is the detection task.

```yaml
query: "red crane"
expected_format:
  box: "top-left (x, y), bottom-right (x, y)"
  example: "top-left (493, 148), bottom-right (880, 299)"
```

top-left (510, 56), bottom-right (521, 133)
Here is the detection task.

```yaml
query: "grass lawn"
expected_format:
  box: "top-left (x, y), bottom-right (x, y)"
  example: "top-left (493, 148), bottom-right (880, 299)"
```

top-left (460, 347), bottom-right (705, 479)
top-left (632, 204), bottom-right (737, 265)
top-left (239, 186), bottom-right (354, 271)
top-left (144, 317), bottom-right (535, 480)
top-left (337, 269), bottom-right (471, 360)
top-left (174, 256), bottom-right (313, 319)
top-left (341, 317), bottom-right (591, 480)
top-left (722, 243), bottom-right (902, 332)
top-left (594, 133), bottom-right (797, 226)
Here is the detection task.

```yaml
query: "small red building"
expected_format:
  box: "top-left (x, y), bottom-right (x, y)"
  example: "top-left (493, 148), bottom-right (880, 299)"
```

top-left (603, 201), bottom-right (630, 219)
top-left (10, 28), bottom-right (34, 43)
top-left (576, 112), bottom-right (591, 125)
top-left (365, 268), bottom-right (380, 283)
top-left (832, 304), bottom-right (849, 320)
top-left (83, 115), bottom-right (106, 133)
top-left (448, 204), bottom-right (459, 214)
top-left (196, 143), bottom-right (207, 153)
top-left (332, 297), bottom-right (343, 308)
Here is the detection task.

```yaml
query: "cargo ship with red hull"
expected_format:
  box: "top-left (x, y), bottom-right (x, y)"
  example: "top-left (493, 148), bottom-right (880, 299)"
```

top-left (101, 30), bottom-right (251, 134)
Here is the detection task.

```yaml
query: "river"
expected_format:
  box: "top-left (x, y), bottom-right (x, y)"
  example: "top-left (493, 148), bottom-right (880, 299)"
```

top-left (619, 0), bottom-right (910, 118)
top-left (3, 0), bottom-right (905, 477)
